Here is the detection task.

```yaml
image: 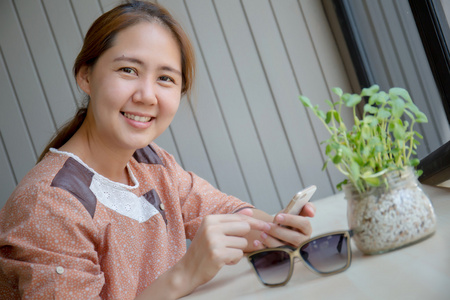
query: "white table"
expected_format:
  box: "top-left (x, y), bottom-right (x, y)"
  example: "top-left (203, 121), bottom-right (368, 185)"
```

top-left (183, 185), bottom-right (450, 299)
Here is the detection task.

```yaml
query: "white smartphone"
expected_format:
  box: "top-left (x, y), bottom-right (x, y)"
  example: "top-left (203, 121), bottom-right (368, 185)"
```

top-left (282, 185), bottom-right (317, 215)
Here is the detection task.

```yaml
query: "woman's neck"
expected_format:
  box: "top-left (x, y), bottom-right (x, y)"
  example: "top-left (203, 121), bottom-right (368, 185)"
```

top-left (58, 124), bottom-right (134, 185)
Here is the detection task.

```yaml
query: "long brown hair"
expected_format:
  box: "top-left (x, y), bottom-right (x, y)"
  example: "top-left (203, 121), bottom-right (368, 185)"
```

top-left (37, 0), bottom-right (195, 162)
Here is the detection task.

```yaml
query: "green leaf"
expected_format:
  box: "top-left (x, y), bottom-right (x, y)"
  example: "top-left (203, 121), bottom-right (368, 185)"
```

top-left (364, 115), bottom-right (378, 127)
top-left (322, 160), bottom-right (329, 171)
top-left (364, 176), bottom-right (381, 187)
top-left (325, 99), bottom-right (334, 109)
top-left (361, 85), bottom-right (380, 97)
top-left (336, 179), bottom-right (348, 191)
top-left (404, 110), bottom-right (414, 121)
top-left (361, 125), bottom-right (371, 140)
top-left (368, 94), bottom-right (377, 105)
top-left (345, 94), bottom-right (362, 107)
top-left (414, 131), bottom-right (423, 139)
top-left (333, 111), bottom-right (342, 123)
top-left (391, 98), bottom-right (405, 119)
top-left (317, 110), bottom-right (326, 120)
top-left (375, 92), bottom-right (388, 105)
top-left (410, 158), bottom-right (420, 167)
top-left (389, 87), bottom-right (412, 103)
top-left (364, 104), bottom-right (378, 114)
top-left (393, 120), bottom-right (406, 140)
top-left (405, 102), bottom-right (420, 115)
top-left (377, 108), bottom-right (391, 120)
top-left (350, 161), bottom-right (360, 180)
top-left (299, 96), bottom-right (312, 108)
top-left (325, 111), bottom-right (332, 124)
top-left (368, 136), bottom-right (381, 146)
top-left (353, 154), bottom-right (364, 165)
top-left (374, 144), bottom-right (384, 154)
top-left (332, 87), bottom-right (343, 98)
top-left (415, 111), bottom-right (428, 123)
top-left (332, 154), bottom-right (342, 164)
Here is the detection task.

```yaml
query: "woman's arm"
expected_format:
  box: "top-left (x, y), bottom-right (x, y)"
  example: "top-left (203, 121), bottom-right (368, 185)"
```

top-left (135, 213), bottom-right (271, 299)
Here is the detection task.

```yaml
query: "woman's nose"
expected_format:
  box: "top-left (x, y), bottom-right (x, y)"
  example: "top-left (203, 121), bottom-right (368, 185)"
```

top-left (133, 81), bottom-right (157, 105)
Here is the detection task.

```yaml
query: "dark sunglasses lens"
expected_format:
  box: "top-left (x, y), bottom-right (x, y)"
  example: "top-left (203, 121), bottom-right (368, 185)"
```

top-left (250, 250), bottom-right (291, 285)
top-left (300, 233), bottom-right (349, 273)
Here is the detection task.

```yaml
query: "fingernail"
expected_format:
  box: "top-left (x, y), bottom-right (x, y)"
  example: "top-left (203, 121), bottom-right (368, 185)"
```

top-left (261, 232), bottom-right (268, 240)
top-left (264, 223), bottom-right (271, 231)
top-left (276, 214), bottom-right (285, 223)
top-left (253, 240), bottom-right (262, 247)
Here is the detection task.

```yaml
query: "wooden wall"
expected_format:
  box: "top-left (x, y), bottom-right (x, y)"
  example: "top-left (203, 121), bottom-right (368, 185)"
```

top-left (1, 0), bottom-right (448, 214)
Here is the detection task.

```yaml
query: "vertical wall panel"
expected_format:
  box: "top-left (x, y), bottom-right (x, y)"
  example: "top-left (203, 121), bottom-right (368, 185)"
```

top-left (0, 50), bottom-right (36, 185)
top-left (99, 0), bottom-right (122, 12)
top-left (185, 0), bottom-right (280, 210)
top-left (271, 0), bottom-right (347, 193)
top-left (0, 0), bottom-right (56, 156)
top-left (214, 0), bottom-right (306, 207)
top-left (43, 0), bottom-right (85, 107)
top-left (443, 0), bottom-right (450, 21)
top-left (242, 0), bottom-right (336, 204)
top-left (15, 0), bottom-right (77, 128)
top-left (70, 0), bottom-right (103, 36)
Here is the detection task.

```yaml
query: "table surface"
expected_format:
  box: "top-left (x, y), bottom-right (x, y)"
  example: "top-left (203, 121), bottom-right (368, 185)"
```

top-left (183, 185), bottom-right (450, 300)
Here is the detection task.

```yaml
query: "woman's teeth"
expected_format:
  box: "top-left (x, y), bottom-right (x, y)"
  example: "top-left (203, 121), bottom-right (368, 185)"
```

top-left (123, 112), bottom-right (151, 122)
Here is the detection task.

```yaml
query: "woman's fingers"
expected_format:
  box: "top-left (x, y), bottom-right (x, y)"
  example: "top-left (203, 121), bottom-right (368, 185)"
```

top-left (275, 213), bottom-right (312, 236)
top-left (260, 231), bottom-right (285, 248)
top-left (300, 202), bottom-right (316, 217)
top-left (261, 214), bottom-right (312, 247)
top-left (211, 213), bottom-right (271, 234)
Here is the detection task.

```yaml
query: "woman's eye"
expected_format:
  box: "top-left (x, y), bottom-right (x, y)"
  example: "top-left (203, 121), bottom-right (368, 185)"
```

top-left (159, 76), bottom-right (174, 83)
top-left (120, 67), bottom-right (137, 75)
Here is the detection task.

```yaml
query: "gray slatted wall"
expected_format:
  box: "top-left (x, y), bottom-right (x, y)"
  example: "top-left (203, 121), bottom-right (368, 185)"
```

top-left (1, 0), bottom-right (448, 214)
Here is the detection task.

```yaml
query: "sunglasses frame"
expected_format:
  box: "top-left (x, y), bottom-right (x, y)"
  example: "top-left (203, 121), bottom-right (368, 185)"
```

top-left (247, 230), bottom-right (353, 287)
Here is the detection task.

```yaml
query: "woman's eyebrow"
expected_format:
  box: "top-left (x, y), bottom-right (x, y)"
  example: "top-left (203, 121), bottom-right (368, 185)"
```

top-left (113, 55), bottom-right (144, 65)
top-left (160, 66), bottom-right (182, 76)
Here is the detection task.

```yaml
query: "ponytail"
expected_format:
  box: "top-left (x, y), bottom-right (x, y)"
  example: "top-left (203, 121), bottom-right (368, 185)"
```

top-left (37, 107), bottom-right (87, 163)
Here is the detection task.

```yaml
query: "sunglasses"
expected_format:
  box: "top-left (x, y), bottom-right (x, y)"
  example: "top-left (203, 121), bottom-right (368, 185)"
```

top-left (247, 230), bottom-right (353, 287)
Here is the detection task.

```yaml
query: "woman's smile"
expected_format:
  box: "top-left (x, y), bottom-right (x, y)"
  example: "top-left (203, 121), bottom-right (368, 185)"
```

top-left (121, 111), bottom-right (154, 129)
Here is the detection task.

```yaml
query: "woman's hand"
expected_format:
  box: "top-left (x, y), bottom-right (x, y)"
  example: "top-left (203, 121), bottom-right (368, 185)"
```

top-left (246, 203), bottom-right (316, 250)
top-left (155, 212), bottom-right (270, 298)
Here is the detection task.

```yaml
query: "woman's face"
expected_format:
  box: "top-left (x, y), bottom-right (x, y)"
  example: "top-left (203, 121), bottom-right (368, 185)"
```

top-left (77, 21), bottom-right (182, 153)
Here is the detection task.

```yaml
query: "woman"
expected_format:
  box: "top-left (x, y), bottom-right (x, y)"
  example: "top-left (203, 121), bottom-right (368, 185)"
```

top-left (0, 1), bottom-right (315, 299)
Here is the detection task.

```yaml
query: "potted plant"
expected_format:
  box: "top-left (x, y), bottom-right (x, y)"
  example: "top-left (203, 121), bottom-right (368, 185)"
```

top-left (299, 85), bottom-right (437, 254)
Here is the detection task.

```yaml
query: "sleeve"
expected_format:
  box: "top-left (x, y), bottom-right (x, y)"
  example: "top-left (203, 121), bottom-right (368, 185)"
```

top-left (151, 143), bottom-right (254, 240)
top-left (0, 184), bottom-right (104, 300)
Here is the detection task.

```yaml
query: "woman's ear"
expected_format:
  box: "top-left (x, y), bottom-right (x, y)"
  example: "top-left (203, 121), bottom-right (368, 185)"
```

top-left (76, 65), bottom-right (91, 95)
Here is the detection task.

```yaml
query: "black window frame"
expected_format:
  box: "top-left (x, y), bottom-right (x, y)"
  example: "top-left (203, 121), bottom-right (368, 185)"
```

top-left (409, 0), bottom-right (450, 126)
top-left (409, 0), bottom-right (450, 185)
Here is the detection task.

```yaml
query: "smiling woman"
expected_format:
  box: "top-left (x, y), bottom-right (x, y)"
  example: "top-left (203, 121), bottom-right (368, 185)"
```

top-left (0, 1), bottom-right (315, 299)
top-left (64, 21), bottom-right (184, 176)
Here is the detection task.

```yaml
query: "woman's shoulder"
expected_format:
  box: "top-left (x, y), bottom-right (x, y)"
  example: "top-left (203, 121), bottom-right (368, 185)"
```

top-left (12, 151), bottom-right (70, 195)
top-left (4, 151), bottom-right (90, 215)
top-left (132, 143), bottom-right (179, 169)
